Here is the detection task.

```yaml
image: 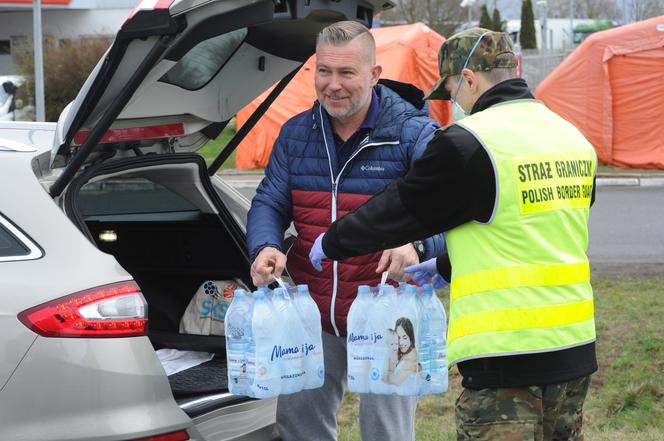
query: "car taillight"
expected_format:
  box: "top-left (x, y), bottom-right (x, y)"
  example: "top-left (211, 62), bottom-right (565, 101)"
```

top-left (130, 430), bottom-right (190, 441)
top-left (18, 281), bottom-right (148, 338)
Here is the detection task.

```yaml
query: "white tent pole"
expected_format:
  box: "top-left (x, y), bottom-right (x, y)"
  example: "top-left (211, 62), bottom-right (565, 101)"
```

top-left (33, 0), bottom-right (46, 122)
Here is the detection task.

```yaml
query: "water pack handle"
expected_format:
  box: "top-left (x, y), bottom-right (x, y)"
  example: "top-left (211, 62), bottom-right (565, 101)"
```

top-left (274, 275), bottom-right (291, 299)
top-left (378, 271), bottom-right (389, 297)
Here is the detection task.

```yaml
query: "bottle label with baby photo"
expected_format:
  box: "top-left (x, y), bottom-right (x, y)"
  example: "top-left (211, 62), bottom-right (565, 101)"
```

top-left (346, 282), bottom-right (448, 396)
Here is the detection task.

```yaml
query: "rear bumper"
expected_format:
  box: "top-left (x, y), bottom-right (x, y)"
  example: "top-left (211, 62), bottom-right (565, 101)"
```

top-left (186, 395), bottom-right (278, 441)
top-left (0, 336), bottom-right (191, 441)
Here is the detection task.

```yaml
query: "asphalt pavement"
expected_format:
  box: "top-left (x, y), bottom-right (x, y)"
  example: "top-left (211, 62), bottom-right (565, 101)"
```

top-left (588, 185), bottom-right (664, 278)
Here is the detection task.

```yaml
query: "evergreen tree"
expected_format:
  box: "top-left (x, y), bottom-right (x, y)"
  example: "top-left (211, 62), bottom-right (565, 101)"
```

top-left (479, 5), bottom-right (493, 30)
top-left (492, 8), bottom-right (503, 32)
top-left (520, 0), bottom-right (537, 49)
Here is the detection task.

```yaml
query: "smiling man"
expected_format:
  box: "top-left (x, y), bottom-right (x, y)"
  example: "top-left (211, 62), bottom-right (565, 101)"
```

top-left (246, 21), bottom-right (444, 441)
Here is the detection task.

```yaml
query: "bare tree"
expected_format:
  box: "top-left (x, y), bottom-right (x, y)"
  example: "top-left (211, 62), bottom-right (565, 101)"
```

top-left (630, 0), bottom-right (664, 21)
top-left (546, 0), bottom-right (662, 22)
top-left (383, 0), bottom-right (466, 36)
top-left (395, 0), bottom-right (421, 23)
top-left (546, 0), bottom-right (619, 19)
top-left (583, 0), bottom-right (618, 17)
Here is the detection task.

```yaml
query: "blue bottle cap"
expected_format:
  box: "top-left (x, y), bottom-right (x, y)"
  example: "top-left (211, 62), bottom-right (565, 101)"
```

top-left (358, 285), bottom-right (370, 295)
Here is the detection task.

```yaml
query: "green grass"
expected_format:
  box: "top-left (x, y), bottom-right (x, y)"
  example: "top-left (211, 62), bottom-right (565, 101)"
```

top-left (197, 125), bottom-right (236, 170)
top-left (337, 278), bottom-right (664, 441)
top-left (584, 278), bottom-right (664, 440)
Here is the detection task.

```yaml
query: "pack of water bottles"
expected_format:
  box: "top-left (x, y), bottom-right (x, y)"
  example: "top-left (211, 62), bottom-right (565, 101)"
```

top-left (346, 275), bottom-right (448, 396)
top-left (224, 282), bottom-right (324, 398)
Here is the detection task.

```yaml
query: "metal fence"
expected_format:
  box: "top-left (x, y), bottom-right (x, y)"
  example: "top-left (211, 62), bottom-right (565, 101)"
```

top-left (520, 49), bottom-right (573, 91)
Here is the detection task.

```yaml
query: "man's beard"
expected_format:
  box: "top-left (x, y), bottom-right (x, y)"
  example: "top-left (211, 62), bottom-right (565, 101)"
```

top-left (322, 91), bottom-right (370, 121)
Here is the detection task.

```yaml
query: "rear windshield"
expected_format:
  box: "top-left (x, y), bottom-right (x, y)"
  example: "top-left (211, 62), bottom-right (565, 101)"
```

top-left (79, 177), bottom-right (200, 221)
top-left (160, 28), bottom-right (248, 90)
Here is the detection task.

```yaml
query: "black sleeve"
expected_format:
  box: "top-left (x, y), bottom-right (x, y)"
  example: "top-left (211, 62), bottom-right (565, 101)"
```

top-left (323, 127), bottom-right (496, 261)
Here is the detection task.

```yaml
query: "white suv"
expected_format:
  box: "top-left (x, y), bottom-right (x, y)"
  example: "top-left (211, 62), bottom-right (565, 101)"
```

top-left (0, 0), bottom-right (389, 440)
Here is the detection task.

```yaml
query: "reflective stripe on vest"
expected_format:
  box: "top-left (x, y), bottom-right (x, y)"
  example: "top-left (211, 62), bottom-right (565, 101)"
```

top-left (445, 100), bottom-right (597, 366)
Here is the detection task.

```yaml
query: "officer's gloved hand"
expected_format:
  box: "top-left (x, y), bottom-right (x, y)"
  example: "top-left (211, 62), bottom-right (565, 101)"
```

top-left (309, 233), bottom-right (328, 272)
top-left (404, 258), bottom-right (449, 288)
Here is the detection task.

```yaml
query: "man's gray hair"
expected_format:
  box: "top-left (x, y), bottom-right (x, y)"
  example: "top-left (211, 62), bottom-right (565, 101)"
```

top-left (316, 21), bottom-right (376, 61)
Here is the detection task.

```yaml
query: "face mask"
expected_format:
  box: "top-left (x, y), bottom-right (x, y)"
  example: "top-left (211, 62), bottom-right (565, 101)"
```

top-left (452, 100), bottom-right (469, 122)
top-left (449, 30), bottom-right (492, 122)
top-left (451, 78), bottom-right (470, 121)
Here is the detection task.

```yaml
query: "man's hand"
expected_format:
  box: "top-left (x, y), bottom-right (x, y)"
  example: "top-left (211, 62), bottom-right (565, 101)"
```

top-left (309, 233), bottom-right (328, 272)
top-left (404, 258), bottom-right (449, 288)
top-left (376, 243), bottom-right (419, 281)
top-left (251, 246), bottom-right (287, 286)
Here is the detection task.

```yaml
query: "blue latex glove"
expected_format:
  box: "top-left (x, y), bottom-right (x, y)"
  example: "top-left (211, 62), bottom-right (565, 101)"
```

top-left (404, 258), bottom-right (449, 288)
top-left (309, 233), bottom-right (327, 272)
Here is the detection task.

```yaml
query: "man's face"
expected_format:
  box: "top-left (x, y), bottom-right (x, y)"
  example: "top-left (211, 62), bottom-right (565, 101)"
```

top-left (315, 38), bottom-right (380, 121)
top-left (444, 72), bottom-right (475, 112)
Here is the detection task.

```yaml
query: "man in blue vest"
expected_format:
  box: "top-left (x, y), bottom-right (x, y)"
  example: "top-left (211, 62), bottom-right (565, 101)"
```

top-left (247, 21), bottom-right (445, 441)
top-left (310, 28), bottom-right (598, 441)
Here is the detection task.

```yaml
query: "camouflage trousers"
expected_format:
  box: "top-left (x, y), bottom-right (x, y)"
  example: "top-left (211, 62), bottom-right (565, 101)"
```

top-left (455, 375), bottom-right (591, 441)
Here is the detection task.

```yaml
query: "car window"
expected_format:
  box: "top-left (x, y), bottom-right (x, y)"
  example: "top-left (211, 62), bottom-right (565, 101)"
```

top-left (0, 214), bottom-right (42, 261)
top-left (0, 223), bottom-right (29, 257)
top-left (79, 177), bottom-right (200, 221)
top-left (160, 28), bottom-right (248, 90)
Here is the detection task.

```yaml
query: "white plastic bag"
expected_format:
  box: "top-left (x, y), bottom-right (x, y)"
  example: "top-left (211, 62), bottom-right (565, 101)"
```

top-left (179, 279), bottom-right (247, 336)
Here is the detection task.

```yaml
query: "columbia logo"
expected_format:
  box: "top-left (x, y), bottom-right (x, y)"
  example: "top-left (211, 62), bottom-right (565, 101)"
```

top-left (360, 165), bottom-right (385, 172)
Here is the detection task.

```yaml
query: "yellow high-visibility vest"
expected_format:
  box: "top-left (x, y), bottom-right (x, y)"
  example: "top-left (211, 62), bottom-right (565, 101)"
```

top-left (445, 99), bottom-right (597, 366)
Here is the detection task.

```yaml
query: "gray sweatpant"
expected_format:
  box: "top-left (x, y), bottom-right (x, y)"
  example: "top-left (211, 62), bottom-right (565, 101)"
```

top-left (277, 331), bottom-right (417, 441)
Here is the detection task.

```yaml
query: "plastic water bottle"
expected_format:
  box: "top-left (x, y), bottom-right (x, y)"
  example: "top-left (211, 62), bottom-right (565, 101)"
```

top-left (225, 289), bottom-right (253, 396)
top-left (295, 285), bottom-right (324, 389)
top-left (272, 287), bottom-right (306, 394)
top-left (417, 285), bottom-right (433, 395)
top-left (346, 285), bottom-right (372, 393)
top-left (424, 284), bottom-right (448, 393)
top-left (257, 286), bottom-right (271, 301)
top-left (244, 295), bottom-right (257, 392)
top-left (399, 284), bottom-right (421, 396)
top-left (368, 284), bottom-right (397, 395)
top-left (252, 291), bottom-right (280, 397)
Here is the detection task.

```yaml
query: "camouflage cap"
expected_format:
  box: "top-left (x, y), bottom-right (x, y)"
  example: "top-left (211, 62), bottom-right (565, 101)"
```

top-left (425, 27), bottom-right (517, 100)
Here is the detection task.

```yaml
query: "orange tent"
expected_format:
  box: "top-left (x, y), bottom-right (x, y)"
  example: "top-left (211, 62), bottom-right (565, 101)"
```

top-left (536, 16), bottom-right (664, 169)
top-left (236, 23), bottom-right (451, 169)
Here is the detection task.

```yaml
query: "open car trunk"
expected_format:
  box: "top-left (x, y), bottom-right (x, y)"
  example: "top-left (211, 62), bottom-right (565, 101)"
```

top-left (65, 154), bottom-right (252, 407)
top-left (41, 0), bottom-right (395, 431)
